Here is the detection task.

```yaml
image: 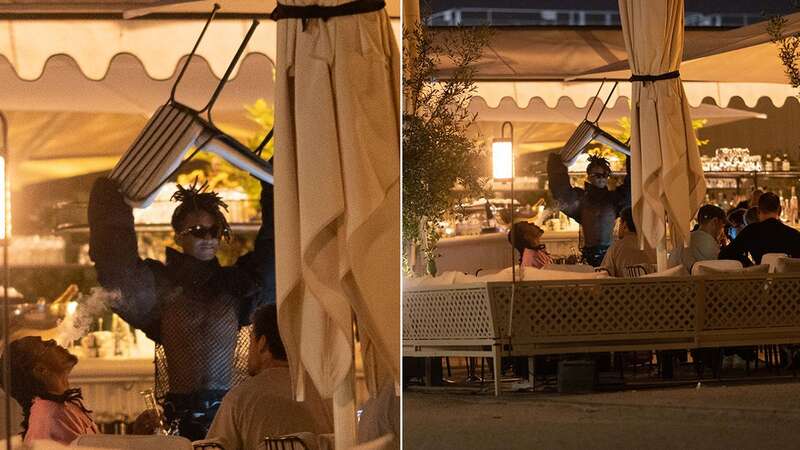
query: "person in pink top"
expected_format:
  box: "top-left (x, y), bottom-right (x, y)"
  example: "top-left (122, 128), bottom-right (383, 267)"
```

top-left (1, 336), bottom-right (155, 444)
top-left (509, 222), bottom-right (553, 269)
top-left (0, 336), bottom-right (98, 444)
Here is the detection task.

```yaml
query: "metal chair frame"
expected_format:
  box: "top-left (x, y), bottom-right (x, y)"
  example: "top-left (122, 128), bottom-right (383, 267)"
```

top-left (110, 4), bottom-right (273, 207)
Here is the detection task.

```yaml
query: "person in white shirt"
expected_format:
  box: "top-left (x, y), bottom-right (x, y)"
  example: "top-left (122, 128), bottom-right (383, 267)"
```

top-left (600, 207), bottom-right (656, 277)
top-left (668, 205), bottom-right (727, 272)
top-left (205, 305), bottom-right (332, 450)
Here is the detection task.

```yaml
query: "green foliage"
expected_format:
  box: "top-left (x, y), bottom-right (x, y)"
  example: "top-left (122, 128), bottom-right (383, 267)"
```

top-left (594, 116), bottom-right (709, 158)
top-left (402, 22), bottom-right (491, 272)
top-left (244, 99), bottom-right (276, 161)
top-left (768, 14), bottom-right (800, 88)
top-left (177, 98), bottom-right (274, 202)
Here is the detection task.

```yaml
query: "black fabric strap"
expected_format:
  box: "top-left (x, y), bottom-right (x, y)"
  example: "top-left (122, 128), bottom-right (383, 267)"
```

top-left (629, 70), bottom-right (680, 82)
top-left (270, 0), bottom-right (385, 21)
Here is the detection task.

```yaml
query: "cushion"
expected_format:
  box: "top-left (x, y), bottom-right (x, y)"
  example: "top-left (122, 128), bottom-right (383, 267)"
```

top-left (641, 265), bottom-right (688, 278)
top-left (776, 257), bottom-right (800, 274)
top-left (694, 263), bottom-right (769, 276)
top-left (541, 263), bottom-right (596, 273)
top-left (691, 260), bottom-right (743, 275)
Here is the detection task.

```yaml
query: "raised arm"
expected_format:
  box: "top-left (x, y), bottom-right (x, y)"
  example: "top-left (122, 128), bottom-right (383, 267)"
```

top-left (547, 152), bottom-right (583, 221)
top-left (232, 180), bottom-right (276, 325)
top-left (614, 156), bottom-right (632, 213)
top-left (88, 177), bottom-right (161, 341)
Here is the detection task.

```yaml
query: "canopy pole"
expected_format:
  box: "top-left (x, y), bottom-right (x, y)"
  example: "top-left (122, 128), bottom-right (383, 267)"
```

top-left (1, 111), bottom-right (10, 450)
top-left (333, 320), bottom-right (357, 449)
top-left (656, 221), bottom-right (668, 272)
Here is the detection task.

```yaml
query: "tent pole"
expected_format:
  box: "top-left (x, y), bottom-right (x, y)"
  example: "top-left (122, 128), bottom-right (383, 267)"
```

top-left (333, 320), bottom-right (357, 449)
top-left (656, 221), bottom-right (668, 272)
top-left (1, 111), bottom-right (10, 450)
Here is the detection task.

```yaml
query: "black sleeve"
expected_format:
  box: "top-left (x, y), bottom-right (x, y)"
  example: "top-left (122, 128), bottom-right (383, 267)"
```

top-left (614, 156), bottom-right (632, 213)
top-left (547, 152), bottom-right (583, 221)
top-left (88, 177), bottom-right (161, 342)
top-left (718, 223), bottom-right (755, 266)
top-left (233, 181), bottom-right (276, 326)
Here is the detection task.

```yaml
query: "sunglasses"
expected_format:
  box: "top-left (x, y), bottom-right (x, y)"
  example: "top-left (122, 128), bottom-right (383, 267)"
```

top-left (178, 224), bottom-right (226, 239)
top-left (588, 172), bottom-right (609, 179)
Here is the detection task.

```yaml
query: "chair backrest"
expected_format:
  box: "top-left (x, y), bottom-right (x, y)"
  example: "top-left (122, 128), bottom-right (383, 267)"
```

top-left (542, 263), bottom-right (596, 273)
top-left (625, 264), bottom-right (649, 278)
top-left (108, 7), bottom-right (272, 208)
top-left (191, 441), bottom-right (225, 450)
top-left (776, 257), bottom-right (800, 273)
top-left (261, 433), bottom-right (316, 450)
top-left (71, 434), bottom-right (193, 450)
top-left (761, 253), bottom-right (788, 273)
top-left (691, 259), bottom-right (743, 275)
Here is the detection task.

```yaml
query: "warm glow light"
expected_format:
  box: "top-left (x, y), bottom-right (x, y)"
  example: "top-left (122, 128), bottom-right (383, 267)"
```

top-left (0, 155), bottom-right (8, 239)
top-left (66, 301), bottom-right (78, 315)
top-left (492, 139), bottom-right (513, 180)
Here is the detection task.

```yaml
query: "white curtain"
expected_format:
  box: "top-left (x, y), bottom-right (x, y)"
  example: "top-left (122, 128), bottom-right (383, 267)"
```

top-left (619, 0), bottom-right (706, 251)
top-left (273, 0), bottom-right (400, 405)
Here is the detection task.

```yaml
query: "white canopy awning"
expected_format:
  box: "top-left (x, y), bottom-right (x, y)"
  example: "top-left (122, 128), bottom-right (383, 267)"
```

top-left (0, 16), bottom-right (400, 187)
top-left (469, 95), bottom-right (766, 125)
top-left (473, 81), bottom-right (798, 110)
top-left (577, 10), bottom-right (800, 83)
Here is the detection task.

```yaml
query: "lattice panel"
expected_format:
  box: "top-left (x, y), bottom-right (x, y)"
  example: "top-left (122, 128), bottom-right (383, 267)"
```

top-left (492, 280), bottom-right (696, 339)
top-left (403, 287), bottom-right (496, 340)
top-left (704, 277), bottom-right (800, 329)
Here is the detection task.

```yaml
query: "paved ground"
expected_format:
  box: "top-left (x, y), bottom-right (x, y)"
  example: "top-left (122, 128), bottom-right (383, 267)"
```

top-left (403, 380), bottom-right (800, 449)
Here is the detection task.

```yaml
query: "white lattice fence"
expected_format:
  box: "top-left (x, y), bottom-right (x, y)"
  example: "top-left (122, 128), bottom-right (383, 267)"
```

top-left (490, 279), bottom-right (696, 340)
top-left (703, 275), bottom-right (800, 330)
top-left (403, 284), bottom-right (499, 341)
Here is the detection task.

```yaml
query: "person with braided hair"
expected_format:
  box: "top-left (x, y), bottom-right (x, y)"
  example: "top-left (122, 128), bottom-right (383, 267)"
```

top-left (547, 152), bottom-right (631, 266)
top-left (0, 336), bottom-right (98, 444)
top-left (88, 175), bottom-right (275, 440)
top-left (0, 336), bottom-right (161, 444)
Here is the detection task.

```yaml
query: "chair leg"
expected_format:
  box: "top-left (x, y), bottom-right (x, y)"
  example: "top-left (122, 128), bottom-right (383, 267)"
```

top-left (528, 357), bottom-right (536, 390)
top-left (493, 345), bottom-right (502, 396)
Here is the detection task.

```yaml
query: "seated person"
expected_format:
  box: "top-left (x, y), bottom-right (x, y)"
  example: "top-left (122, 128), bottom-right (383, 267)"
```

top-left (357, 382), bottom-right (399, 450)
top-left (206, 305), bottom-right (332, 450)
top-left (719, 192), bottom-right (800, 265)
top-left (735, 189), bottom-right (763, 210)
top-left (599, 207), bottom-right (656, 277)
top-left (726, 208), bottom-right (747, 241)
top-left (0, 336), bottom-right (154, 445)
top-left (509, 222), bottom-right (553, 269)
top-left (668, 205), bottom-right (727, 272)
top-left (745, 206), bottom-right (759, 226)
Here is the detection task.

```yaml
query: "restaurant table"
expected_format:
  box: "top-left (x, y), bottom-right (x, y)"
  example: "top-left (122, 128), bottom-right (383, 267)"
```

top-left (414, 231), bottom-right (579, 275)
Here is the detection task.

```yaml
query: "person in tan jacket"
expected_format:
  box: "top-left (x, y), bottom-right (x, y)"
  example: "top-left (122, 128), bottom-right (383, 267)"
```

top-left (600, 207), bottom-right (656, 277)
top-left (205, 305), bottom-right (332, 450)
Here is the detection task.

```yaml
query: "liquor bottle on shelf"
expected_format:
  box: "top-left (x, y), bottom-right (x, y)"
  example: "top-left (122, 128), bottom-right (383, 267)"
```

top-left (790, 186), bottom-right (799, 225)
top-left (774, 154), bottom-right (782, 172)
top-left (783, 154), bottom-right (792, 171)
top-left (765, 154), bottom-right (773, 171)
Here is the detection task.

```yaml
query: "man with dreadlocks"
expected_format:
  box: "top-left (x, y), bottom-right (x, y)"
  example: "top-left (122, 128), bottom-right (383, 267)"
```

top-left (88, 175), bottom-right (274, 440)
top-left (547, 152), bottom-right (631, 266)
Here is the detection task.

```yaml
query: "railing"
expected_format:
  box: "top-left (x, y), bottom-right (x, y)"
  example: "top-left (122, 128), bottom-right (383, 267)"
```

top-left (427, 8), bottom-right (764, 27)
top-left (403, 273), bottom-right (800, 395)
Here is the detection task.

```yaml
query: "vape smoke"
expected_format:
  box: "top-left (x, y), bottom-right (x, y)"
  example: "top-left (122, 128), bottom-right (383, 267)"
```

top-left (56, 288), bottom-right (121, 346)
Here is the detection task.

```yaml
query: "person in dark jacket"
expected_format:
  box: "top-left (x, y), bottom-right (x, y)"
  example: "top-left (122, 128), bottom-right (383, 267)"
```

top-left (719, 191), bottom-right (800, 265)
top-left (88, 177), bottom-right (275, 440)
top-left (547, 153), bottom-right (631, 266)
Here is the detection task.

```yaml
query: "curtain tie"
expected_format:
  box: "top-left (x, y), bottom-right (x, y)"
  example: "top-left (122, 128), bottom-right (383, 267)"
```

top-left (271, 0), bottom-right (385, 31)
top-left (629, 71), bottom-right (680, 82)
